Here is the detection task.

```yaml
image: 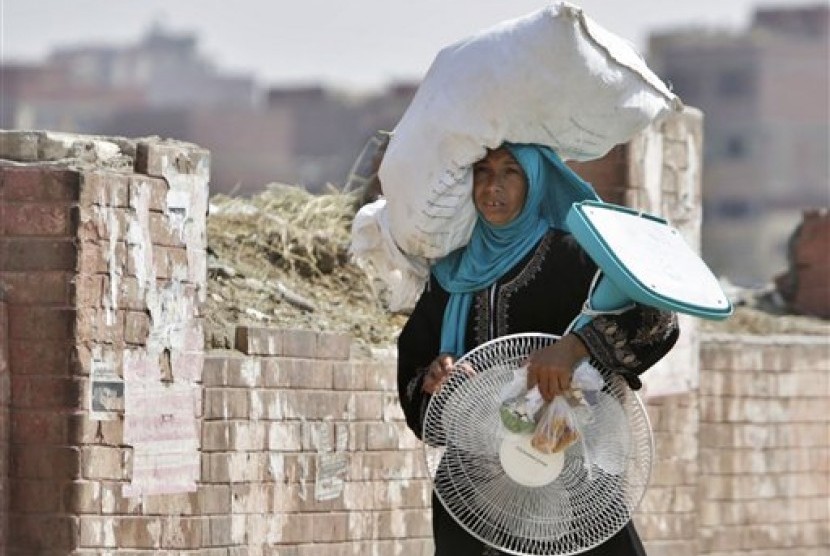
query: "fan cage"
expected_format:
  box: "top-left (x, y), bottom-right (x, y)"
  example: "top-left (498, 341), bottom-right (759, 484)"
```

top-left (423, 333), bottom-right (654, 556)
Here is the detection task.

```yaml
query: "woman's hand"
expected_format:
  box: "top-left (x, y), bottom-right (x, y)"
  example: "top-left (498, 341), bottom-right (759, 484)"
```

top-left (526, 334), bottom-right (589, 401)
top-left (422, 353), bottom-right (456, 394)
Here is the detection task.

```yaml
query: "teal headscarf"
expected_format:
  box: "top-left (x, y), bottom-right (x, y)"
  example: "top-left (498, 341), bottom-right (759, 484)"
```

top-left (431, 143), bottom-right (599, 356)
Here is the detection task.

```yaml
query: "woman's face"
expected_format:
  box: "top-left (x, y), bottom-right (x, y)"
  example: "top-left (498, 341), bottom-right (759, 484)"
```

top-left (472, 147), bottom-right (528, 226)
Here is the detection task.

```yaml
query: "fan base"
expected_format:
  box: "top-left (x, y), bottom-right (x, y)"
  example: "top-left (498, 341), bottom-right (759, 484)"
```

top-left (499, 433), bottom-right (565, 487)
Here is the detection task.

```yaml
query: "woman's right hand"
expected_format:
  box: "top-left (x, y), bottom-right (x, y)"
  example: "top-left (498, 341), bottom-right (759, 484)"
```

top-left (422, 353), bottom-right (456, 394)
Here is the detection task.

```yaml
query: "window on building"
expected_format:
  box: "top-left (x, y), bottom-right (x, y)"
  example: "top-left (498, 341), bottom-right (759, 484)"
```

top-left (725, 135), bottom-right (749, 159)
top-left (709, 199), bottom-right (757, 219)
top-left (717, 69), bottom-right (755, 97)
top-left (665, 73), bottom-right (699, 100)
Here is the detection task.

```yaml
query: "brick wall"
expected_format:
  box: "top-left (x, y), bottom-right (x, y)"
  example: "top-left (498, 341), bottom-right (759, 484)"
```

top-left (200, 327), bottom-right (432, 554)
top-left (776, 209), bottom-right (830, 319)
top-left (194, 331), bottom-right (829, 556)
top-left (0, 131), bottom-right (209, 555)
top-left (1, 121), bottom-right (826, 555)
top-left (699, 334), bottom-right (829, 556)
top-left (0, 293), bottom-right (8, 553)
top-left (0, 162), bottom-right (82, 554)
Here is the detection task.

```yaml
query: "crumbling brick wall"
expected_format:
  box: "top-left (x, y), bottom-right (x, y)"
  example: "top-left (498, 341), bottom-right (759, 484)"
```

top-left (0, 293), bottom-right (8, 553)
top-left (0, 131), bottom-right (208, 554)
top-left (2, 114), bottom-right (824, 556)
top-left (0, 161), bottom-right (86, 553)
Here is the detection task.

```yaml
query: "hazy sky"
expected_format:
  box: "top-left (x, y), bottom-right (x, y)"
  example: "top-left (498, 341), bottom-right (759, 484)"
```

top-left (1, 0), bottom-right (822, 90)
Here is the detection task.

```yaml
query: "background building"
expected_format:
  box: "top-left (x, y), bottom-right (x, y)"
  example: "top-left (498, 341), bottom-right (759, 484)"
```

top-left (648, 4), bottom-right (829, 286)
top-left (2, 5), bottom-right (827, 282)
top-left (0, 25), bottom-right (416, 195)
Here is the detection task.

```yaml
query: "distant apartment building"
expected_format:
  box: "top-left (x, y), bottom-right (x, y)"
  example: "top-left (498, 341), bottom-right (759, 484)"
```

top-left (0, 26), bottom-right (416, 194)
top-left (264, 83), bottom-right (416, 191)
top-left (648, 4), bottom-right (829, 286)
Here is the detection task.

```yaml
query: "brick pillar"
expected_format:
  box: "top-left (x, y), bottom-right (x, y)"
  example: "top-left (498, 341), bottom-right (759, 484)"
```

top-left (0, 290), bottom-right (9, 556)
top-left (0, 131), bottom-right (209, 554)
top-left (568, 143), bottom-right (629, 205)
top-left (566, 109), bottom-right (705, 555)
top-left (0, 164), bottom-right (81, 554)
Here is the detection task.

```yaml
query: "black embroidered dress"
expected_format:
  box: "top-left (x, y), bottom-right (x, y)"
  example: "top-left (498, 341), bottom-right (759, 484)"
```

top-left (397, 229), bottom-right (679, 556)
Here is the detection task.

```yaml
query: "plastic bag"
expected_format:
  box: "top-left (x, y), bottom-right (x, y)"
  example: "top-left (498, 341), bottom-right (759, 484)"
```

top-left (498, 366), bottom-right (545, 434)
top-left (531, 360), bottom-right (605, 455)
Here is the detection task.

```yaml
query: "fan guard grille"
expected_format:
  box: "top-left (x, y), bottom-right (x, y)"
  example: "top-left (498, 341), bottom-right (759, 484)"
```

top-left (423, 333), bottom-right (654, 555)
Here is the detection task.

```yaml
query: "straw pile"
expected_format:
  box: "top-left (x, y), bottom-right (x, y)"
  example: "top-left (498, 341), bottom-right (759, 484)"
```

top-left (204, 184), bottom-right (407, 351)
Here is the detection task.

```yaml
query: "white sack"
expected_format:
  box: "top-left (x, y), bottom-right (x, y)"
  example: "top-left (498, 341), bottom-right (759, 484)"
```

top-left (349, 199), bottom-right (430, 311)
top-left (351, 1), bottom-right (681, 310)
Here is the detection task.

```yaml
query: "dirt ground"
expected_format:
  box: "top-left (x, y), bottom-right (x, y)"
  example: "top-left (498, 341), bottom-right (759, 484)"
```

top-left (204, 185), bottom-right (828, 351)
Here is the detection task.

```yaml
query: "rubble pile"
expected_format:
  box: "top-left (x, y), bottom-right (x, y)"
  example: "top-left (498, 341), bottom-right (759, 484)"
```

top-left (204, 184), bottom-right (407, 351)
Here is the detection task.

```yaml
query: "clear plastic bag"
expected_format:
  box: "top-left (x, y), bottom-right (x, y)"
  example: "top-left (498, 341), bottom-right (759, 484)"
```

top-left (531, 360), bottom-right (605, 458)
top-left (498, 366), bottom-right (545, 434)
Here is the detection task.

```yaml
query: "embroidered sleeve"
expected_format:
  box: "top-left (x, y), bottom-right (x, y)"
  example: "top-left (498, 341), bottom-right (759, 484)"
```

top-left (573, 304), bottom-right (679, 390)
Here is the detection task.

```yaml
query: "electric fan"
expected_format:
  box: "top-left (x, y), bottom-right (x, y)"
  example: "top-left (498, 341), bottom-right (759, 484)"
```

top-left (423, 333), bottom-right (654, 555)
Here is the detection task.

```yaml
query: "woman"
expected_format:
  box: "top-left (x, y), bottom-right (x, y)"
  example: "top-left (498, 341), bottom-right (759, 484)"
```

top-left (397, 143), bottom-right (679, 556)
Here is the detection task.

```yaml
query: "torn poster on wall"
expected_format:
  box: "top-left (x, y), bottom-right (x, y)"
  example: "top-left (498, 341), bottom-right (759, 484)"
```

top-left (90, 358), bottom-right (124, 421)
top-left (314, 422), bottom-right (349, 501)
top-left (122, 379), bottom-right (199, 497)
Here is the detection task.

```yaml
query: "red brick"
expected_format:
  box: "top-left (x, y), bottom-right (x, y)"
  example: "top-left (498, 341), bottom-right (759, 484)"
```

top-left (7, 305), bottom-right (74, 340)
top-left (11, 478), bottom-right (65, 513)
top-left (148, 212), bottom-right (185, 247)
top-left (129, 175), bottom-right (169, 212)
top-left (235, 326), bottom-right (284, 355)
top-left (65, 480), bottom-right (102, 514)
top-left (8, 339), bottom-right (72, 376)
top-left (80, 445), bottom-right (126, 480)
top-left (153, 246), bottom-right (189, 280)
top-left (317, 331), bottom-right (352, 360)
top-left (282, 329), bottom-right (318, 357)
top-left (124, 310), bottom-right (151, 345)
top-left (75, 307), bottom-right (126, 344)
top-left (2, 201), bottom-right (73, 236)
top-left (68, 413), bottom-right (123, 446)
top-left (72, 273), bottom-right (104, 308)
top-left (79, 171), bottom-right (130, 208)
top-left (0, 166), bottom-right (80, 202)
top-left (76, 207), bottom-right (131, 244)
top-left (10, 444), bottom-right (80, 479)
top-left (161, 516), bottom-right (202, 549)
top-left (0, 270), bottom-right (72, 304)
top-left (11, 375), bottom-right (80, 410)
top-left (77, 240), bottom-right (107, 274)
top-left (9, 514), bottom-right (77, 552)
top-left (11, 409), bottom-right (69, 444)
top-left (109, 275), bottom-right (146, 311)
top-left (1, 296), bottom-right (7, 353)
top-left (113, 516), bottom-right (163, 548)
top-left (0, 238), bottom-right (77, 271)
top-left (134, 140), bottom-right (209, 179)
